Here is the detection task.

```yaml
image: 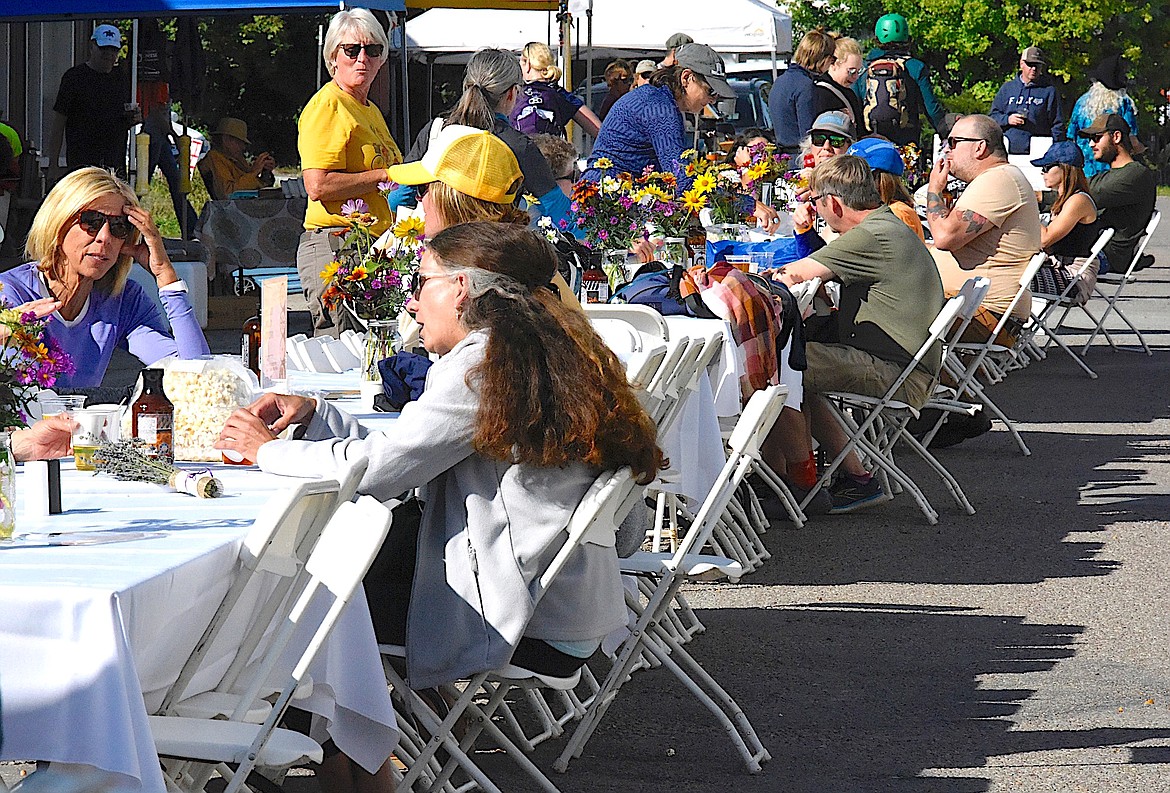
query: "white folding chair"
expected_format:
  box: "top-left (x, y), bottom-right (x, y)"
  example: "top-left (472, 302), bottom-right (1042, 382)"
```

top-left (151, 495), bottom-right (394, 793)
top-left (583, 302), bottom-right (671, 341)
top-left (804, 295), bottom-right (968, 525)
top-left (556, 386), bottom-right (788, 776)
top-left (382, 467), bottom-right (640, 793)
top-left (943, 253), bottom-right (1047, 457)
top-left (1079, 209), bottom-right (1159, 356)
top-left (319, 336), bottom-right (362, 372)
top-left (1018, 228), bottom-right (1113, 379)
top-left (158, 458), bottom-right (368, 724)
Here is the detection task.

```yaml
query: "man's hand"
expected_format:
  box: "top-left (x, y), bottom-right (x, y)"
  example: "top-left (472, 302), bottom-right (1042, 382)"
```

top-left (1008, 113), bottom-right (1026, 127)
top-left (752, 200), bottom-right (781, 233)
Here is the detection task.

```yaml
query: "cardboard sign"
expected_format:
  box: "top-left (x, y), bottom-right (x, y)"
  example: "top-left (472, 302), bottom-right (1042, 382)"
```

top-left (260, 277), bottom-right (287, 388)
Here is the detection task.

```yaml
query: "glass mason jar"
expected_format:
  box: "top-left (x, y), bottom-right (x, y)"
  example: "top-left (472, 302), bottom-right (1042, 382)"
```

top-left (0, 431), bottom-right (15, 540)
top-left (661, 237), bottom-right (690, 268)
top-left (362, 320), bottom-right (400, 383)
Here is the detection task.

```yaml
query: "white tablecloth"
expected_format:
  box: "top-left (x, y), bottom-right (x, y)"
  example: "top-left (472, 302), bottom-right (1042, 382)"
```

top-left (0, 463), bottom-right (396, 790)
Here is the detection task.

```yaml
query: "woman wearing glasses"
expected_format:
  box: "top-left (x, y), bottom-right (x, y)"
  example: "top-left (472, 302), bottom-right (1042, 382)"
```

top-left (297, 8), bottom-right (403, 337)
top-left (218, 220), bottom-right (662, 705)
top-left (815, 37), bottom-right (867, 136)
top-left (0, 166), bottom-right (209, 388)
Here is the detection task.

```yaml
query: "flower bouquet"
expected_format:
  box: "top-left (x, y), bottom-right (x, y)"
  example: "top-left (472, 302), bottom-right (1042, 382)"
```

top-left (0, 290), bottom-right (75, 428)
top-left (1, 287), bottom-right (74, 538)
top-left (321, 196), bottom-right (422, 326)
top-left (738, 142), bottom-right (794, 207)
top-left (678, 148), bottom-right (752, 229)
top-left (571, 159), bottom-right (647, 285)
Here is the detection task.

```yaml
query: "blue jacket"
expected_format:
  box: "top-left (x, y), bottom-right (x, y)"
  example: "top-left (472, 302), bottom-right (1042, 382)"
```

top-left (989, 75), bottom-right (1065, 154)
top-left (854, 47), bottom-right (945, 141)
top-left (583, 85), bottom-right (687, 184)
top-left (769, 63), bottom-right (819, 150)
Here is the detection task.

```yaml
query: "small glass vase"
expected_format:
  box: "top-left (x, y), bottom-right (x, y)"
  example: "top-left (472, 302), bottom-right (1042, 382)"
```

top-left (362, 320), bottom-right (400, 383)
top-left (0, 431), bottom-right (15, 540)
top-left (661, 237), bottom-right (690, 268)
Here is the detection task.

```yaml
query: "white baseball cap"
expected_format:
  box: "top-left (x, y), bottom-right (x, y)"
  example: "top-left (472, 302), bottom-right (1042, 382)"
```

top-left (92, 25), bottom-right (122, 49)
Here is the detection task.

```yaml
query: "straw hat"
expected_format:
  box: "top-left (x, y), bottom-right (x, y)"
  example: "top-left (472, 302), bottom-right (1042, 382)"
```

top-left (212, 117), bottom-right (251, 144)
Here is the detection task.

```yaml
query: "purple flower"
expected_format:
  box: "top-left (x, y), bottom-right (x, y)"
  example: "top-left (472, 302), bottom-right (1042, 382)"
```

top-left (378, 180), bottom-right (398, 193)
top-left (609, 216), bottom-right (619, 225)
top-left (618, 196), bottom-right (634, 209)
top-left (598, 229), bottom-right (610, 241)
top-left (340, 198), bottom-right (369, 216)
top-left (558, 219), bottom-right (570, 230)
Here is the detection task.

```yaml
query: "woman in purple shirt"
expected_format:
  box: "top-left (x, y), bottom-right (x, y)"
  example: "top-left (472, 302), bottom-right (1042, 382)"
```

top-left (0, 167), bottom-right (208, 388)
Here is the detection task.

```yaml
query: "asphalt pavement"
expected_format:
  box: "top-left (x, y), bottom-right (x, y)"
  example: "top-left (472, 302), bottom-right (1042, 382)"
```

top-left (5, 200), bottom-right (1169, 793)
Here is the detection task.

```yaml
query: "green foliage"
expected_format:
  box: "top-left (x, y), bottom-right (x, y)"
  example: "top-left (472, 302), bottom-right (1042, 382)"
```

top-left (782, 0), bottom-right (1169, 126)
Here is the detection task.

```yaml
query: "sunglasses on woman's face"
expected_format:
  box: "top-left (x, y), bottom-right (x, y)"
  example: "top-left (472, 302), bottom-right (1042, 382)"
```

top-left (1041, 163), bottom-right (1060, 174)
top-left (416, 181), bottom-right (435, 199)
top-left (339, 42), bottom-right (385, 59)
top-left (77, 209), bottom-right (133, 239)
top-left (810, 132), bottom-right (849, 148)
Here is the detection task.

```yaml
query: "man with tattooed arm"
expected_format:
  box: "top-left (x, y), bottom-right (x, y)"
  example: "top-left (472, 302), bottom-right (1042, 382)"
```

top-left (926, 113), bottom-right (1041, 345)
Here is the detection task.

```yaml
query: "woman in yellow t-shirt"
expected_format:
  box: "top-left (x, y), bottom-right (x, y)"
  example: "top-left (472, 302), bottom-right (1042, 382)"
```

top-left (297, 8), bottom-right (403, 336)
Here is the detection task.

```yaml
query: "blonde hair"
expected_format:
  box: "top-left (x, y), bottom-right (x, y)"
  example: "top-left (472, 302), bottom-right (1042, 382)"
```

top-left (793, 27), bottom-right (839, 72)
top-left (833, 36), bottom-right (862, 60)
top-left (427, 181), bottom-right (529, 230)
top-left (521, 41), bottom-right (562, 83)
top-left (25, 167), bottom-right (141, 296)
top-left (322, 8), bottom-right (389, 78)
top-left (1083, 80), bottom-right (1130, 120)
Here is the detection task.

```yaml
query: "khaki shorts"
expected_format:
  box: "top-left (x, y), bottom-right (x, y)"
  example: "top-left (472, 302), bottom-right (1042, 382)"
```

top-left (804, 342), bottom-right (934, 410)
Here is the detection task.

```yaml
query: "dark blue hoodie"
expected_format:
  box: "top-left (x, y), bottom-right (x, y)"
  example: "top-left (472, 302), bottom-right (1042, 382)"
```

top-left (989, 75), bottom-right (1065, 154)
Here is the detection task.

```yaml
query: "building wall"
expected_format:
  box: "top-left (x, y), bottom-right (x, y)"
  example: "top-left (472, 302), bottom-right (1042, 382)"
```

top-left (2, 20), bottom-right (87, 164)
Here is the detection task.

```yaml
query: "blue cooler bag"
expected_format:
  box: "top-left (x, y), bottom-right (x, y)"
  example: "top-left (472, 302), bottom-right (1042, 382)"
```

top-left (706, 236), bottom-right (811, 271)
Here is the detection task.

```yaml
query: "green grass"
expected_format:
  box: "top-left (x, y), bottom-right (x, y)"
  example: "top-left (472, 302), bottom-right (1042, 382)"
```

top-left (140, 168), bottom-right (210, 239)
top-left (1157, 185), bottom-right (1170, 198)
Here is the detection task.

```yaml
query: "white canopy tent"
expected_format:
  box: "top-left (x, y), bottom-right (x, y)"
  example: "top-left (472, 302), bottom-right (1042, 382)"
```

top-left (404, 0), bottom-right (792, 63)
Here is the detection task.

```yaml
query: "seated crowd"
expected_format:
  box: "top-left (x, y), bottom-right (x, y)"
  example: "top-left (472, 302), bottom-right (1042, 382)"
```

top-left (5, 12), bottom-right (1161, 790)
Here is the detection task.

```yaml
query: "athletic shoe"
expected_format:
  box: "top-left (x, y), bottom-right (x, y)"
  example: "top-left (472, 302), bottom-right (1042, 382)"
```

top-left (828, 474), bottom-right (886, 514)
top-left (1133, 253), bottom-right (1155, 271)
top-left (788, 481), bottom-right (833, 516)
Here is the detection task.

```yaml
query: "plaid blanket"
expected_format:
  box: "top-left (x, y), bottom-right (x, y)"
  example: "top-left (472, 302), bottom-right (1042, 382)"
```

top-left (679, 262), bottom-right (783, 403)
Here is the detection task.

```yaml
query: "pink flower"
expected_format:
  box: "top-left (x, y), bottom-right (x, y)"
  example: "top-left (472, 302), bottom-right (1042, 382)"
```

top-left (341, 198), bottom-right (369, 216)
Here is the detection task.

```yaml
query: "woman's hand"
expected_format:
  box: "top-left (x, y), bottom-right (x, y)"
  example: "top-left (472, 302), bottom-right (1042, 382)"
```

top-left (244, 392), bottom-right (317, 435)
top-left (630, 237), bottom-right (657, 264)
top-left (124, 206), bottom-right (179, 287)
top-left (791, 200), bottom-right (817, 233)
top-left (752, 200), bottom-right (781, 234)
top-left (0, 298), bottom-right (60, 342)
top-left (11, 414), bottom-right (78, 462)
top-left (216, 408), bottom-right (278, 463)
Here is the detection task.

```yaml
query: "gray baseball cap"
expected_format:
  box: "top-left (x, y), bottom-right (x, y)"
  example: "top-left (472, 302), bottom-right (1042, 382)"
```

top-left (674, 43), bottom-right (733, 99)
top-left (665, 32), bottom-right (694, 51)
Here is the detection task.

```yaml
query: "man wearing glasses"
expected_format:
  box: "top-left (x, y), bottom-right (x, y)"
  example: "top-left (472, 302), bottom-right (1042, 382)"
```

top-left (989, 46), bottom-right (1066, 156)
top-left (1080, 112), bottom-right (1156, 271)
top-left (763, 156), bottom-right (944, 514)
top-left (926, 114), bottom-right (1041, 339)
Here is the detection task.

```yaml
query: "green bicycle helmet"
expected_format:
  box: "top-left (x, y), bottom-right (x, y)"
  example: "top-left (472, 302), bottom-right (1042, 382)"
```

top-left (875, 13), bottom-right (910, 44)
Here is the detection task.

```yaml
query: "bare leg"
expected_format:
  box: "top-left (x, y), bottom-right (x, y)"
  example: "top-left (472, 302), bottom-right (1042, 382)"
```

top-left (761, 406), bottom-right (813, 476)
top-left (808, 394), bottom-right (868, 477)
top-left (315, 754), bottom-right (396, 793)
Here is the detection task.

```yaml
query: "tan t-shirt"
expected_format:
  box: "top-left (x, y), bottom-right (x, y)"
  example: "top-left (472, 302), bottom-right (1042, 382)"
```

top-left (933, 163), bottom-right (1040, 318)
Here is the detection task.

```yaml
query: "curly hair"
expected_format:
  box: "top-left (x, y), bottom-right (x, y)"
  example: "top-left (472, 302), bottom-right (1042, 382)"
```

top-left (427, 222), bottom-right (664, 483)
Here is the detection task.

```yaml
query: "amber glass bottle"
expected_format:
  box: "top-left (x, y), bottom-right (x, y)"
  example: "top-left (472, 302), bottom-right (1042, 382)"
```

top-left (131, 368), bottom-right (174, 463)
top-left (242, 315), bottom-right (261, 378)
top-left (580, 260), bottom-right (610, 304)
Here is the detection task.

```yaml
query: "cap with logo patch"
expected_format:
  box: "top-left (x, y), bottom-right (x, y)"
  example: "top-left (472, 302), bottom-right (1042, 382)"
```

top-left (673, 43), bottom-right (733, 99)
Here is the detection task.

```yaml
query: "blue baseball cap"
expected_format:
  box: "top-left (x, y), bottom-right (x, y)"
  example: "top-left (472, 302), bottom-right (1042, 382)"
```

top-left (1031, 139), bottom-right (1084, 169)
top-left (847, 138), bottom-right (904, 176)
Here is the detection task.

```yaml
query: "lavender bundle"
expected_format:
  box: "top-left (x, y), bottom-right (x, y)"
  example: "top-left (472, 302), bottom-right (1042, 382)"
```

top-left (93, 439), bottom-right (222, 498)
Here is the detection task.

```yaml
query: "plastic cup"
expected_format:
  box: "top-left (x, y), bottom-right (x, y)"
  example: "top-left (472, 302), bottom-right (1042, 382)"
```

top-left (39, 394), bottom-right (86, 417)
top-left (71, 407), bottom-right (119, 471)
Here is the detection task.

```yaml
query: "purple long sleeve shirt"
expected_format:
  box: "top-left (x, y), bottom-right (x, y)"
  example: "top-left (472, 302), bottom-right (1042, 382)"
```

top-left (0, 262), bottom-right (210, 387)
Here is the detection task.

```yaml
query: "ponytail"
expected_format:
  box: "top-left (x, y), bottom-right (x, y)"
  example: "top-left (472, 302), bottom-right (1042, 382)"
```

top-left (447, 48), bottom-right (523, 131)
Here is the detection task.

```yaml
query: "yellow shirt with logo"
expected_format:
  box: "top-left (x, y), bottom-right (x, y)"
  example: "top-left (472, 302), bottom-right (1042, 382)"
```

top-left (298, 81), bottom-right (402, 234)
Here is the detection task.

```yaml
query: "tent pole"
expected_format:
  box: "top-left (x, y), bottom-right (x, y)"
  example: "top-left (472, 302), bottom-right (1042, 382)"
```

top-left (399, 13), bottom-right (410, 146)
top-left (427, 55), bottom-right (434, 121)
top-left (130, 19), bottom-right (139, 186)
top-left (317, 24), bottom-right (324, 87)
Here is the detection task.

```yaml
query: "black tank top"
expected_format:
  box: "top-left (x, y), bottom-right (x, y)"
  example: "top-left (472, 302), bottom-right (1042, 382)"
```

top-left (1048, 192), bottom-right (1100, 259)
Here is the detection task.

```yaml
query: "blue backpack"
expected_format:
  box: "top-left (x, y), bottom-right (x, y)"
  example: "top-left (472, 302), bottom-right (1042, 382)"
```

top-left (610, 263), bottom-right (692, 315)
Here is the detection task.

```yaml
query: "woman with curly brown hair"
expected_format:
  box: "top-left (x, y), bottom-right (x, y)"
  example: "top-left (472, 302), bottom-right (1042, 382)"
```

top-left (218, 221), bottom-right (663, 688)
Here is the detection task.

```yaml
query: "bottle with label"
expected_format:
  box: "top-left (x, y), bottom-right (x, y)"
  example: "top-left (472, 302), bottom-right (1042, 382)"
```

top-left (131, 368), bottom-right (174, 463)
top-left (242, 315), bottom-right (261, 378)
top-left (579, 259), bottom-right (611, 304)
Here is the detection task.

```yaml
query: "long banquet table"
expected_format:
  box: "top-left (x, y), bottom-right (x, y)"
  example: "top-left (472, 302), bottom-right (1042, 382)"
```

top-left (0, 461), bottom-right (397, 792)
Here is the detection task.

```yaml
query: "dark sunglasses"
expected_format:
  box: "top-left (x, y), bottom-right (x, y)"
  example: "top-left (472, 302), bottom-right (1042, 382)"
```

top-left (77, 209), bottom-right (133, 239)
top-left (946, 135), bottom-right (984, 149)
top-left (1024, 61), bottom-right (1044, 68)
top-left (1086, 132), bottom-right (1109, 143)
top-left (810, 132), bottom-right (849, 148)
top-left (339, 42), bottom-right (385, 59)
top-left (415, 181), bottom-right (434, 199)
top-left (1040, 163), bottom-right (1060, 173)
top-left (411, 271), bottom-right (456, 300)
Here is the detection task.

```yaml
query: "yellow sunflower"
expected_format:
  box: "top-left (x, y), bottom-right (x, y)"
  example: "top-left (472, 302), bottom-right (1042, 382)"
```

top-left (594, 156), bottom-right (614, 170)
top-left (745, 163), bottom-right (769, 182)
top-left (682, 189), bottom-right (707, 213)
top-left (346, 265), bottom-right (369, 282)
top-left (392, 216), bottom-right (426, 241)
top-left (692, 173), bottom-right (717, 194)
top-left (319, 260), bottom-right (341, 281)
